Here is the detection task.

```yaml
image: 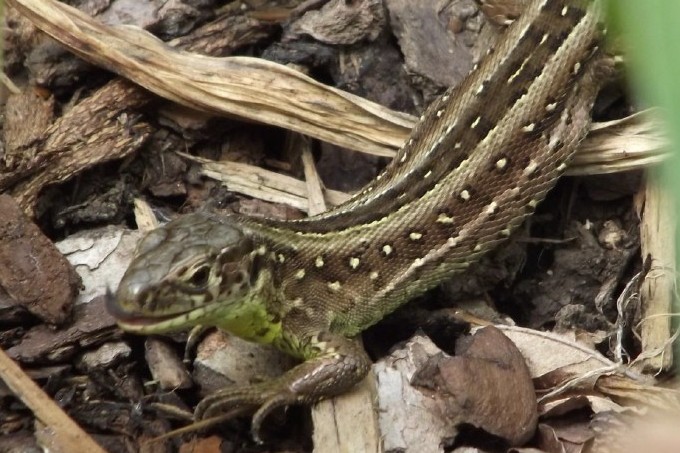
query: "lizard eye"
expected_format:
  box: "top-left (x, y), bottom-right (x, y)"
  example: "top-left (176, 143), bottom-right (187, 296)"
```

top-left (188, 266), bottom-right (211, 288)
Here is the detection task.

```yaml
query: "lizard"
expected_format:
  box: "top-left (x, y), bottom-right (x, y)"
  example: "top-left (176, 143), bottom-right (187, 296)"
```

top-left (108, 0), bottom-right (613, 440)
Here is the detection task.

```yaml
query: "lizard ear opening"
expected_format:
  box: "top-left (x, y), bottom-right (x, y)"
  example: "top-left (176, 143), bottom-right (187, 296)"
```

top-left (216, 242), bottom-right (261, 299)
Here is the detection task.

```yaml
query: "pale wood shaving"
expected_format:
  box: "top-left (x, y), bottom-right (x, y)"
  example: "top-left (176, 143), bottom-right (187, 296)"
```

top-left (312, 374), bottom-right (381, 453)
top-left (568, 109), bottom-right (669, 176)
top-left (636, 178), bottom-right (676, 372)
top-left (133, 198), bottom-right (160, 232)
top-left (300, 143), bottom-right (327, 216)
top-left (178, 152), bottom-right (351, 213)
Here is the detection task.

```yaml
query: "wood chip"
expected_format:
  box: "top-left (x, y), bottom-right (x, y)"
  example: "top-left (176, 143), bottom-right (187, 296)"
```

top-left (0, 194), bottom-right (80, 324)
top-left (145, 338), bottom-right (193, 391)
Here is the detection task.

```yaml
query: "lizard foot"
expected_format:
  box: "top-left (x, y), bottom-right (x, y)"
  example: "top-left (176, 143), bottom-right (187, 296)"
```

top-left (194, 379), bottom-right (302, 443)
top-left (195, 332), bottom-right (371, 442)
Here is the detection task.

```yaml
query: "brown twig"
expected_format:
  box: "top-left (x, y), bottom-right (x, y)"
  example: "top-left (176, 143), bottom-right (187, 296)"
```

top-left (0, 347), bottom-right (106, 453)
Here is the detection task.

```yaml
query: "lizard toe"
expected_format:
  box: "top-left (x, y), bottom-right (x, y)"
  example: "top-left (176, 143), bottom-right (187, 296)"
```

top-left (194, 386), bottom-right (263, 421)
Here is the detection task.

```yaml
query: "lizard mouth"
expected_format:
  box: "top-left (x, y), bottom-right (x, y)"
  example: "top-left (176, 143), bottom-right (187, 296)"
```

top-left (105, 288), bottom-right (195, 331)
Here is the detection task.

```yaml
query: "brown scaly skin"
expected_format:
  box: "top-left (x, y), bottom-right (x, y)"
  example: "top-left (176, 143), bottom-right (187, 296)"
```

top-left (109, 0), bottom-right (613, 440)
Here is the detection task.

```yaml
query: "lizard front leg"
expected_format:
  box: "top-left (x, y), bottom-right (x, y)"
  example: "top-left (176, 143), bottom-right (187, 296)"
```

top-left (194, 330), bottom-right (371, 441)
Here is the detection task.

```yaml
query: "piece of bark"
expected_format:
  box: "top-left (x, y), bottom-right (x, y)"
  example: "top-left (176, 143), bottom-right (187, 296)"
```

top-left (0, 194), bottom-right (80, 324)
top-left (6, 296), bottom-right (119, 364)
top-left (3, 88), bottom-right (55, 164)
top-left (384, 0), bottom-right (479, 89)
top-left (77, 341), bottom-right (131, 372)
top-left (24, 1), bottom-right (212, 88)
top-left (132, 198), bottom-right (160, 233)
top-left (168, 13), bottom-right (274, 55)
top-left (287, 0), bottom-right (386, 45)
top-left (145, 337), bottom-right (193, 391)
top-left (0, 79), bottom-right (153, 215)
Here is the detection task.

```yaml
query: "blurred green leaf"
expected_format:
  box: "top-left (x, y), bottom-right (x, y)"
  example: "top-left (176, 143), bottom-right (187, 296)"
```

top-left (606, 0), bottom-right (679, 361)
top-left (606, 0), bottom-right (680, 186)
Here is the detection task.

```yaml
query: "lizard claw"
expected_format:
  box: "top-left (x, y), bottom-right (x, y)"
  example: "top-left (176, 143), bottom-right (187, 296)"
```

top-left (251, 393), bottom-right (296, 443)
top-left (194, 382), bottom-right (297, 443)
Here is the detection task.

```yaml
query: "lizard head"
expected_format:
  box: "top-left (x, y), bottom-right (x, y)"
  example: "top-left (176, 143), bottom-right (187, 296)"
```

top-left (107, 212), bottom-right (274, 337)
